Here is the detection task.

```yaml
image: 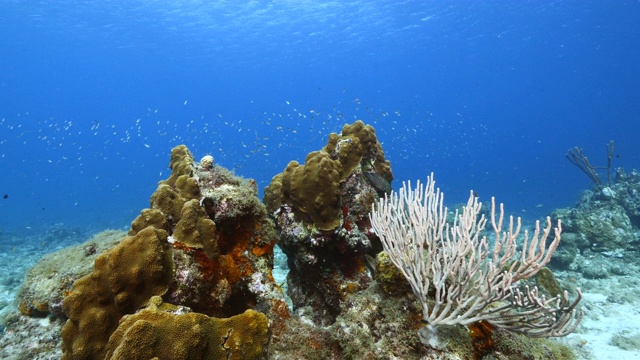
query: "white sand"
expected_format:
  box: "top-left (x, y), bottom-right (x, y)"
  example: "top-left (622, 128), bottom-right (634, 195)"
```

top-left (561, 284), bottom-right (640, 359)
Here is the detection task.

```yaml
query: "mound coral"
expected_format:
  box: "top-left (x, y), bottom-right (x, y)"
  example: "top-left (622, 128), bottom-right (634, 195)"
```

top-left (264, 120), bottom-right (392, 231)
top-left (60, 145), bottom-right (284, 360)
top-left (104, 296), bottom-right (271, 360)
top-left (61, 227), bottom-right (174, 360)
top-left (17, 230), bottom-right (125, 319)
top-left (264, 120), bottom-right (394, 324)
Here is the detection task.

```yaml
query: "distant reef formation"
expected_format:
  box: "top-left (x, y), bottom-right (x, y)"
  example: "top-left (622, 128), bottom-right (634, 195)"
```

top-left (2, 120), bottom-right (578, 360)
top-left (551, 168), bottom-right (640, 278)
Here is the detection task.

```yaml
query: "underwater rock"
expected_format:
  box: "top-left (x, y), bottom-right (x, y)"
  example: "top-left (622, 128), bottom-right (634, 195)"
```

top-left (58, 145), bottom-right (286, 359)
top-left (17, 230), bottom-right (125, 319)
top-left (264, 120), bottom-right (392, 231)
top-left (0, 312), bottom-right (66, 359)
top-left (613, 168), bottom-right (640, 225)
top-left (104, 296), bottom-right (271, 360)
top-left (552, 167), bottom-right (640, 254)
top-left (8, 142), bottom-right (581, 360)
top-left (127, 145), bottom-right (285, 320)
top-left (374, 251), bottom-right (412, 296)
top-left (264, 120), bottom-right (393, 325)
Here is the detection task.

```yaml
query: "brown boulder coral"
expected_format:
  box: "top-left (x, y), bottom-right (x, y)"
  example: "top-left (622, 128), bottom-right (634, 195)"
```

top-left (17, 230), bottom-right (125, 319)
top-left (61, 227), bottom-right (174, 360)
top-left (264, 120), bottom-right (392, 231)
top-left (263, 120), bottom-right (393, 325)
top-left (61, 145), bottom-right (286, 359)
top-left (104, 296), bottom-right (271, 360)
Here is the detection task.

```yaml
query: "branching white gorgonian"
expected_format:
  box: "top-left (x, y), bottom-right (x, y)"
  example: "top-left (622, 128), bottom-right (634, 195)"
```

top-left (369, 173), bottom-right (583, 348)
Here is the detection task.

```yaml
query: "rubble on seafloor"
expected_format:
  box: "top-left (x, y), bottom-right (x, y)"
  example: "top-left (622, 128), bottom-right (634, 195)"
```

top-left (1, 120), bottom-right (580, 359)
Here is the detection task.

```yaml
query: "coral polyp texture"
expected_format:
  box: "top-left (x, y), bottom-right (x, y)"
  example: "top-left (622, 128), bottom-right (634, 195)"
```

top-left (61, 226), bottom-right (174, 360)
top-left (104, 296), bottom-right (271, 360)
top-left (59, 145), bottom-right (283, 360)
top-left (264, 120), bottom-right (394, 324)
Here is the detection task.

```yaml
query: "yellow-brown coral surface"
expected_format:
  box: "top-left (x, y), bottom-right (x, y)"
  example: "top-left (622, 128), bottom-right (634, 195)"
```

top-left (264, 120), bottom-right (392, 231)
top-left (104, 296), bottom-right (271, 360)
top-left (61, 227), bottom-right (174, 360)
top-left (61, 145), bottom-right (281, 359)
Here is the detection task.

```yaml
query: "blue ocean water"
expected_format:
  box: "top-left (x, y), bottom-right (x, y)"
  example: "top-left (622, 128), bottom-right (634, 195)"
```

top-left (0, 0), bottom-right (638, 238)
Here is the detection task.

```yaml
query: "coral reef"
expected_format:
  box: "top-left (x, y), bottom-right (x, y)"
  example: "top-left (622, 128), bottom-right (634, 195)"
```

top-left (57, 145), bottom-right (284, 359)
top-left (7, 129), bottom-right (581, 360)
top-left (264, 120), bottom-right (393, 325)
top-left (270, 271), bottom-right (577, 360)
top-left (125, 145), bottom-right (284, 319)
top-left (104, 296), bottom-right (270, 360)
top-left (264, 120), bottom-right (392, 231)
top-left (17, 230), bottom-right (125, 319)
top-left (0, 313), bottom-right (65, 359)
top-left (61, 227), bottom-right (174, 360)
top-left (374, 250), bottom-right (412, 296)
top-left (551, 168), bottom-right (640, 277)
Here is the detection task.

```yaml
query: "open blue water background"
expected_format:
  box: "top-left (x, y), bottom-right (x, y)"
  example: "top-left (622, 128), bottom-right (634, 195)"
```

top-left (0, 1), bottom-right (638, 239)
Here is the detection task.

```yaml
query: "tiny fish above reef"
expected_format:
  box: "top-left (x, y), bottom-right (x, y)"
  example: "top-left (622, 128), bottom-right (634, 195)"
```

top-left (3, 194), bottom-right (8, 199)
